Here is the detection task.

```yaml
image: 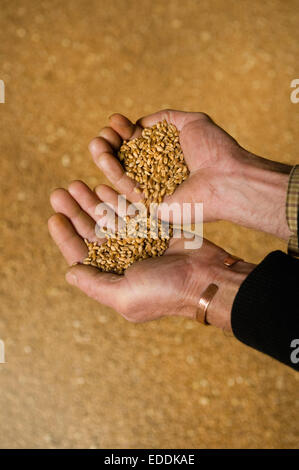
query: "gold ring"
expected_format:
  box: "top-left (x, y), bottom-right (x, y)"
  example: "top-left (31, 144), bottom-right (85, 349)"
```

top-left (196, 255), bottom-right (243, 325)
top-left (196, 283), bottom-right (219, 325)
top-left (223, 254), bottom-right (243, 267)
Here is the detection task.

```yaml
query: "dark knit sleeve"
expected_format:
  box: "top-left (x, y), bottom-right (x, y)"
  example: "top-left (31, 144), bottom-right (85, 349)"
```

top-left (231, 251), bottom-right (299, 370)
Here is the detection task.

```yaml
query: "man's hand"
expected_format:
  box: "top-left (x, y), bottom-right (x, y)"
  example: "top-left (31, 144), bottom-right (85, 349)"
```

top-left (89, 110), bottom-right (292, 239)
top-left (48, 181), bottom-right (254, 329)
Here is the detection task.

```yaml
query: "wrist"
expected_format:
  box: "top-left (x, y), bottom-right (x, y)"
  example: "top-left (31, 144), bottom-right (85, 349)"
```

top-left (220, 148), bottom-right (292, 240)
top-left (206, 260), bottom-right (255, 331)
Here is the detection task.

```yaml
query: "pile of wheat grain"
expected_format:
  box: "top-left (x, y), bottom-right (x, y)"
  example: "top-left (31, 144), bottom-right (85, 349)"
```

top-left (83, 120), bottom-right (189, 274)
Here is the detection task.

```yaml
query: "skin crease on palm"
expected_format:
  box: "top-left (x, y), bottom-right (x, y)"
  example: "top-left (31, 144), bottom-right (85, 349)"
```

top-left (48, 109), bottom-right (291, 329)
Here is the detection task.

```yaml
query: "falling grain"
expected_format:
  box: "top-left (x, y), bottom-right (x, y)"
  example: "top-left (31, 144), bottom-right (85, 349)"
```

top-left (83, 120), bottom-right (189, 274)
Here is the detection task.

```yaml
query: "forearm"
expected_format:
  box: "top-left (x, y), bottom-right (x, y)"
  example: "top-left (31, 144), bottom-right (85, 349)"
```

top-left (221, 148), bottom-right (292, 240)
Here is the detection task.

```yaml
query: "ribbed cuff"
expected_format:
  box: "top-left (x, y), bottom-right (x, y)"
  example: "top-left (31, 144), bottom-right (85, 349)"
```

top-left (231, 251), bottom-right (299, 370)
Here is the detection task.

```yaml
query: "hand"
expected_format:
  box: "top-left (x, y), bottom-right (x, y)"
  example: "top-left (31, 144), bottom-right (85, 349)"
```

top-left (48, 180), bottom-right (254, 329)
top-left (89, 110), bottom-right (292, 239)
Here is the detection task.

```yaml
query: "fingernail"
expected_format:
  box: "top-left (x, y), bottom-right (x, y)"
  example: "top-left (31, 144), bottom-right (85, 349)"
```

top-left (66, 271), bottom-right (77, 285)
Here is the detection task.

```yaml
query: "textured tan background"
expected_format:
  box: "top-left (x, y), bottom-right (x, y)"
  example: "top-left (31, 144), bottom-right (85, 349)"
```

top-left (0, 0), bottom-right (299, 449)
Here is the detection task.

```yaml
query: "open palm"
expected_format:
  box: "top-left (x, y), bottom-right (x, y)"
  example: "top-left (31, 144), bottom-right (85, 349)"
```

top-left (48, 180), bottom-right (232, 324)
top-left (88, 109), bottom-right (243, 223)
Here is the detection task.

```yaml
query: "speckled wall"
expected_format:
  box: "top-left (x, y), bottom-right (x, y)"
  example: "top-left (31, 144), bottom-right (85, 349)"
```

top-left (0, 0), bottom-right (298, 449)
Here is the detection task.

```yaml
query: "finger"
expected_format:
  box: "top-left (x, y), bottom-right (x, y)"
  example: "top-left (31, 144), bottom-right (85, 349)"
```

top-left (98, 126), bottom-right (122, 150)
top-left (94, 184), bottom-right (139, 218)
top-left (48, 213), bottom-right (88, 265)
top-left (88, 136), bottom-right (118, 178)
top-left (68, 180), bottom-right (103, 221)
top-left (66, 264), bottom-right (127, 311)
top-left (50, 188), bottom-right (101, 242)
top-left (157, 179), bottom-right (202, 225)
top-left (91, 149), bottom-right (143, 203)
top-left (89, 135), bottom-right (114, 160)
top-left (68, 180), bottom-right (123, 237)
top-left (137, 109), bottom-right (200, 131)
top-left (109, 113), bottom-right (143, 141)
top-left (95, 184), bottom-right (146, 237)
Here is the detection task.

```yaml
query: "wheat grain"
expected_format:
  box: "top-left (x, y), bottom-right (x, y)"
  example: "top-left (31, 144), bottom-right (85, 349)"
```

top-left (83, 120), bottom-right (189, 274)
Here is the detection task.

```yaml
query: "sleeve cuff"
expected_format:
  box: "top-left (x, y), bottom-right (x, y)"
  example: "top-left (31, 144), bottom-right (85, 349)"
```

top-left (231, 250), bottom-right (299, 370)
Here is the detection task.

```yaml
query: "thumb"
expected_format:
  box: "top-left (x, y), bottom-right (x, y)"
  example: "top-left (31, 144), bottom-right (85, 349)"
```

top-left (158, 175), bottom-right (205, 224)
top-left (158, 182), bottom-right (191, 224)
top-left (66, 264), bottom-right (126, 311)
